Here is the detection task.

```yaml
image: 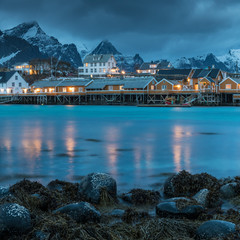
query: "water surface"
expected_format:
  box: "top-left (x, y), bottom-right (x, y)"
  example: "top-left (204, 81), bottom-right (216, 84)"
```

top-left (0, 105), bottom-right (239, 191)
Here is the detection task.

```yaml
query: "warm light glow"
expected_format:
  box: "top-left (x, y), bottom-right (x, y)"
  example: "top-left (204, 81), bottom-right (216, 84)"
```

top-left (34, 88), bottom-right (41, 93)
top-left (63, 87), bottom-right (67, 92)
top-left (69, 87), bottom-right (75, 92)
top-left (121, 70), bottom-right (125, 74)
top-left (176, 84), bottom-right (181, 88)
top-left (49, 88), bottom-right (55, 93)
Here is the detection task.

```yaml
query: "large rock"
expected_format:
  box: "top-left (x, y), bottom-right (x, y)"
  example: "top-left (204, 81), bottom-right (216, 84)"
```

top-left (0, 203), bottom-right (32, 233)
top-left (220, 183), bottom-right (238, 199)
top-left (0, 187), bottom-right (10, 199)
top-left (156, 201), bottom-right (204, 219)
top-left (164, 170), bottom-right (220, 198)
top-left (196, 220), bottom-right (236, 239)
top-left (78, 173), bottom-right (117, 204)
top-left (54, 202), bottom-right (100, 223)
top-left (193, 189), bottom-right (209, 206)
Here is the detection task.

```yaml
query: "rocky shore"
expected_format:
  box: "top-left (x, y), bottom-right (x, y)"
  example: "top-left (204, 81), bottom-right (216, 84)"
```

top-left (0, 171), bottom-right (240, 239)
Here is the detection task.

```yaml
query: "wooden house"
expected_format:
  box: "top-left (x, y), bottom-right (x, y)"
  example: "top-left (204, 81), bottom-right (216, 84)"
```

top-left (0, 71), bottom-right (29, 94)
top-left (219, 77), bottom-right (240, 92)
top-left (155, 79), bottom-right (183, 92)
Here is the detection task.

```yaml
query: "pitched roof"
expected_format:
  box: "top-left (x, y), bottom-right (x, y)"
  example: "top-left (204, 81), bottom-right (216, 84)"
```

top-left (86, 77), bottom-right (156, 90)
top-left (32, 78), bottom-right (92, 88)
top-left (220, 77), bottom-right (240, 84)
top-left (192, 68), bottom-right (220, 78)
top-left (156, 78), bottom-right (182, 86)
top-left (157, 69), bottom-right (192, 76)
top-left (83, 54), bottom-right (114, 64)
top-left (0, 71), bottom-right (17, 83)
top-left (200, 77), bottom-right (215, 83)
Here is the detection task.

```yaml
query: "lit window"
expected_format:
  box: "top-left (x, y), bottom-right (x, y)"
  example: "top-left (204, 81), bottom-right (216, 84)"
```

top-left (120, 85), bottom-right (124, 90)
top-left (63, 87), bottom-right (67, 92)
top-left (226, 84), bottom-right (231, 89)
top-left (151, 85), bottom-right (155, 90)
top-left (85, 63), bottom-right (88, 67)
top-left (162, 85), bottom-right (167, 90)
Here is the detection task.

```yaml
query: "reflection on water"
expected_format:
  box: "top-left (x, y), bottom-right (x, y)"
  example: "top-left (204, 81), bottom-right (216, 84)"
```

top-left (1, 105), bottom-right (240, 190)
top-left (173, 125), bottom-right (192, 172)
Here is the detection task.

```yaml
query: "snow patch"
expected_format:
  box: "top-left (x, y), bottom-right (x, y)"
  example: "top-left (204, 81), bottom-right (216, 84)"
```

top-left (0, 51), bottom-right (20, 65)
top-left (22, 26), bottom-right (38, 40)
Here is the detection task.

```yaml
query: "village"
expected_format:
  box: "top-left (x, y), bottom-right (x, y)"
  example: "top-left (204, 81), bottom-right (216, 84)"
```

top-left (1, 53), bottom-right (240, 106)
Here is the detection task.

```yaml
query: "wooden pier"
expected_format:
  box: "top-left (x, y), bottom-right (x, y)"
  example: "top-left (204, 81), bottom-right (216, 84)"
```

top-left (0, 92), bottom-right (238, 106)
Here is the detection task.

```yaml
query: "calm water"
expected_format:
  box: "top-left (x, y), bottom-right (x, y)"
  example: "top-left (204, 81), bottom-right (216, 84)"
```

top-left (0, 105), bottom-right (240, 191)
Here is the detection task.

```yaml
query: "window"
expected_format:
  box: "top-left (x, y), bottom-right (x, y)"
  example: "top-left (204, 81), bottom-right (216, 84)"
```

top-left (79, 87), bottom-right (83, 92)
top-left (45, 89), bottom-right (48, 93)
top-left (63, 88), bottom-right (67, 92)
top-left (15, 75), bottom-right (18, 80)
top-left (108, 62), bottom-right (110, 67)
top-left (91, 69), bottom-right (93, 73)
top-left (19, 83), bottom-right (22, 87)
top-left (226, 84), bottom-right (231, 90)
top-left (162, 85), bottom-right (167, 90)
top-left (99, 68), bottom-right (102, 73)
top-left (99, 63), bottom-right (102, 66)
top-left (109, 86), bottom-right (113, 91)
top-left (94, 68), bottom-right (97, 73)
top-left (94, 63), bottom-right (97, 67)
top-left (12, 82), bottom-right (15, 87)
top-left (120, 85), bottom-right (124, 90)
top-left (151, 85), bottom-right (155, 90)
top-left (91, 63), bottom-right (93, 67)
top-left (85, 63), bottom-right (88, 67)
top-left (103, 63), bottom-right (105, 66)
top-left (85, 69), bottom-right (88, 73)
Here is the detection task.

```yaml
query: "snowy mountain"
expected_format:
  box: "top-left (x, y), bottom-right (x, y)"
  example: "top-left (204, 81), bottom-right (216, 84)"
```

top-left (0, 30), bottom-right (47, 67)
top-left (3, 21), bottom-right (82, 68)
top-left (90, 40), bottom-right (144, 72)
top-left (218, 49), bottom-right (240, 72)
top-left (172, 53), bottom-right (228, 71)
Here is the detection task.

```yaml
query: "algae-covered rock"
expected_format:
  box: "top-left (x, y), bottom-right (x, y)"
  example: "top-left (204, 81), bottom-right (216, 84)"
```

top-left (156, 201), bottom-right (204, 219)
top-left (164, 170), bottom-right (220, 198)
top-left (78, 173), bottom-right (117, 204)
top-left (54, 202), bottom-right (101, 223)
top-left (0, 203), bottom-right (32, 233)
top-left (220, 183), bottom-right (239, 199)
top-left (196, 220), bottom-right (236, 239)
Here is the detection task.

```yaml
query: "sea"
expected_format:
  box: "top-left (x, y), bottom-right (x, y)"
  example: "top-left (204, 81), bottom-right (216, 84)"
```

top-left (0, 105), bottom-right (240, 192)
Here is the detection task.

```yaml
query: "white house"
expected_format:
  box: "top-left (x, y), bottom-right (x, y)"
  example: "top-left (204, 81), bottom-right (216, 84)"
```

top-left (0, 71), bottom-right (29, 94)
top-left (78, 54), bottom-right (119, 76)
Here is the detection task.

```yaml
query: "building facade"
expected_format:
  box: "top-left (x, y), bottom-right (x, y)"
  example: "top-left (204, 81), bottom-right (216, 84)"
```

top-left (78, 54), bottom-right (119, 76)
top-left (0, 71), bottom-right (29, 94)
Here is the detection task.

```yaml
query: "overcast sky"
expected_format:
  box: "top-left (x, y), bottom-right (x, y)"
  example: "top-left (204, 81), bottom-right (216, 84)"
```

top-left (0, 0), bottom-right (240, 61)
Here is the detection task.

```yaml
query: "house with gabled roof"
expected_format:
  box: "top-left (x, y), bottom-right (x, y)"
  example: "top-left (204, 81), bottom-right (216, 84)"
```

top-left (78, 54), bottom-right (119, 76)
top-left (31, 78), bottom-right (93, 93)
top-left (155, 78), bottom-right (183, 92)
top-left (219, 77), bottom-right (240, 92)
top-left (0, 71), bottom-right (29, 94)
top-left (191, 68), bottom-right (224, 91)
top-left (85, 77), bottom-right (157, 92)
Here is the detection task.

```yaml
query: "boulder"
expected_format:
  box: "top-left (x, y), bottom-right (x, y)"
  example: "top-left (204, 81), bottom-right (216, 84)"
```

top-left (196, 220), bottom-right (236, 239)
top-left (164, 171), bottom-right (220, 198)
top-left (156, 201), bottom-right (203, 219)
top-left (54, 202), bottom-right (100, 223)
top-left (193, 189), bottom-right (209, 206)
top-left (78, 173), bottom-right (117, 204)
top-left (220, 183), bottom-right (238, 199)
top-left (0, 203), bottom-right (31, 233)
top-left (0, 187), bottom-right (10, 199)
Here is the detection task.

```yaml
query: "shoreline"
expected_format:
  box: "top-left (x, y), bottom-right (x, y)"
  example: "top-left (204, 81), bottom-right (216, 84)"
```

top-left (0, 171), bottom-right (240, 239)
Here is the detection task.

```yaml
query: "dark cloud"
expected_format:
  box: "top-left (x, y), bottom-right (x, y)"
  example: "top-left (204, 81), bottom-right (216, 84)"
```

top-left (0, 0), bottom-right (240, 60)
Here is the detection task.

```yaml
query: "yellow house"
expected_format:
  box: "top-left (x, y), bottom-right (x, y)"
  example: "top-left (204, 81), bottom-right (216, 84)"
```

top-left (219, 77), bottom-right (240, 92)
top-left (155, 79), bottom-right (182, 92)
top-left (199, 77), bottom-right (216, 92)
